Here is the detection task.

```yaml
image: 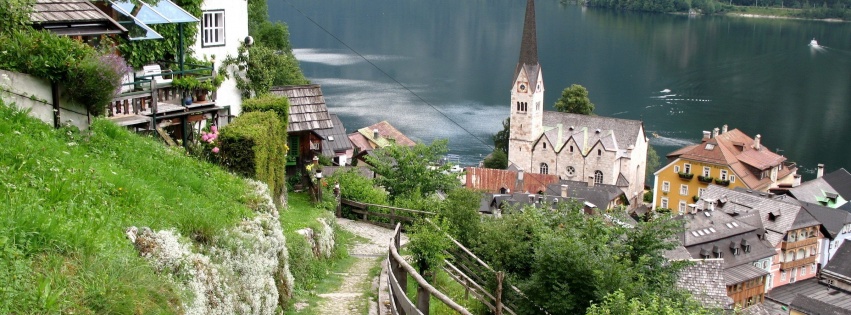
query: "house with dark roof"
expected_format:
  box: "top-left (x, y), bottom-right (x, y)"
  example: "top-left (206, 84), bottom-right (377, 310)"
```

top-left (700, 185), bottom-right (823, 291)
top-left (675, 259), bottom-right (735, 310)
top-left (822, 168), bottom-right (851, 202)
top-left (347, 121), bottom-right (415, 164)
top-left (652, 126), bottom-right (798, 213)
top-left (270, 85), bottom-right (334, 169)
top-left (674, 202), bottom-right (775, 308)
top-left (766, 242), bottom-right (851, 315)
top-left (31, 0), bottom-right (126, 38)
top-left (506, 0), bottom-right (648, 206)
top-left (800, 202), bottom-right (851, 268)
top-left (314, 114), bottom-right (353, 166)
top-left (776, 165), bottom-right (849, 209)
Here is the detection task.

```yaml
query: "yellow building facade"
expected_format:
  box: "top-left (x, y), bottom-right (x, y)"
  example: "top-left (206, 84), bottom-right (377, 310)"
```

top-left (653, 158), bottom-right (745, 213)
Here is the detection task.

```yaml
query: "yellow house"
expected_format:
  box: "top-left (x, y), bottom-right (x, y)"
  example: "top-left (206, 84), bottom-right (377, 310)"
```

top-left (652, 126), bottom-right (798, 212)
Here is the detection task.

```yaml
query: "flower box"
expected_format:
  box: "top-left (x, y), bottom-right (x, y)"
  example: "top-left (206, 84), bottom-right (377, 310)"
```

top-left (698, 175), bottom-right (714, 183)
top-left (714, 178), bottom-right (731, 186)
top-left (678, 172), bottom-right (694, 180)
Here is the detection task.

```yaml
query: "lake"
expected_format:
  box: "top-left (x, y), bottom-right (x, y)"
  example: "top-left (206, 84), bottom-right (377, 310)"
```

top-left (269, 0), bottom-right (851, 177)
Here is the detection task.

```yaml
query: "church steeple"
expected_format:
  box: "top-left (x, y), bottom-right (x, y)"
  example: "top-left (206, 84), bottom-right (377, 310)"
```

top-left (508, 0), bottom-right (545, 172)
top-left (514, 0), bottom-right (540, 93)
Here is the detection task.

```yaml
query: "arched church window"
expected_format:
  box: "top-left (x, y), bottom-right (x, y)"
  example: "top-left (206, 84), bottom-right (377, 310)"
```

top-left (567, 166), bottom-right (576, 177)
top-left (594, 171), bottom-right (603, 184)
top-left (540, 163), bottom-right (549, 175)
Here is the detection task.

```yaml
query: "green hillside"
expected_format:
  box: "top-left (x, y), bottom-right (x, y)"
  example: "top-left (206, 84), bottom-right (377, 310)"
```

top-left (0, 99), bottom-right (257, 314)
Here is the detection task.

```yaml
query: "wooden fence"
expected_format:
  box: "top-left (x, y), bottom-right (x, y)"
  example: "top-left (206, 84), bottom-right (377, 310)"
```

top-left (340, 199), bottom-right (435, 229)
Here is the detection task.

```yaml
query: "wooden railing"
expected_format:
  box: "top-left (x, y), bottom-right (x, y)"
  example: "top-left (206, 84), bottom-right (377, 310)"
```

top-left (780, 255), bottom-right (816, 271)
top-left (341, 199), bottom-right (435, 229)
top-left (781, 237), bottom-right (818, 250)
top-left (387, 223), bottom-right (474, 315)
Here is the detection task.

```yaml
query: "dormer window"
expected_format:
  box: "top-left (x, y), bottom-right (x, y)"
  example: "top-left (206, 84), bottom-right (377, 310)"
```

top-left (731, 241), bottom-right (739, 255)
top-left (768, 213), bottom-right (777, 222)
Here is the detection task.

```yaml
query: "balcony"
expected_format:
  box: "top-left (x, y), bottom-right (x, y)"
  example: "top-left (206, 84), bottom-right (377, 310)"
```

top-left (678, 172), bottom-right (694, 180)
top-left (698, 175), bottom-right (714, 183)
top-left (781, 237), bottom-right (818, 250)
top-left (780, 255), bottom-right (815, 271)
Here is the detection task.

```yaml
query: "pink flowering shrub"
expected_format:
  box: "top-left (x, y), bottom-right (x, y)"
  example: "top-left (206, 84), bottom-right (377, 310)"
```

top-left (190, 124), bottom-right (222, 162)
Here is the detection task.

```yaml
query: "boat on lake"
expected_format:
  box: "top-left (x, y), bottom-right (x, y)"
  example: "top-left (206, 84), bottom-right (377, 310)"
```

top-left (809, 38), bottom-right (819, 47)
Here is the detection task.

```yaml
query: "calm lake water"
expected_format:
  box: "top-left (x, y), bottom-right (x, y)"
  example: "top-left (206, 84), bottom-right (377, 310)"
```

top-left (269, 0), bottom-right (851, 176)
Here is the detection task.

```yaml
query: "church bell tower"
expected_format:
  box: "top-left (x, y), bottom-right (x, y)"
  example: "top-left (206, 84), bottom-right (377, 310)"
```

top-left (508, 0), bottom-right (544, 171)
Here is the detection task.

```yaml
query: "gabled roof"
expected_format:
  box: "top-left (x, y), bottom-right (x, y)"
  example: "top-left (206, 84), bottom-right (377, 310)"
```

top-left (347, 121), bottom-right (415, 154)
top-left (465, 167), bottom-right (559, 195)
top-left (801, 202), bottom-right (850, 239)
top-left (675, 259), bottom-right (734, 310)
top-left (31, 0), bottom-right (127, 36)
top-left (544, 180), bottom-right (624, 210)
top-left (270, 84), bottom-right (334, 133)
top-left (666, 129), bottom-right (794, 190)
top-left (823, 241), bottom-right (851, 279)
top-left (786, 177), bottom-right (846, 207)
top-left (723, 263), bottom-right (769, 286)
top-left (823, 168), bottom-right (851, 201)
top-left (537, 112), bottom-right (643, 156)
top-left (315, 114), bottom-right (353, 156)
top-left (767, 278), bottom-right (851, 314)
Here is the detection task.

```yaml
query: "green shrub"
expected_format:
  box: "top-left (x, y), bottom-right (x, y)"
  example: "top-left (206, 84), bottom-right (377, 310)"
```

top-left (327, 168), bottom-right (388, 205)
top-left (241, 94), bottom-right (290, 126)
top-left (219, 111), bottom-right (287, 201)
top-left (643, 191), bottom-right (653, 203)
top-left (64, 54), bottom-right (131, 115)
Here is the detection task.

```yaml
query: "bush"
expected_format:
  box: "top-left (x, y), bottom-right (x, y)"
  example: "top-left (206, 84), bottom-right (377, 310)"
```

top-left (242, 94), bottom-right (290, 126)
top-left (643, 191), bottom-right (653, 203)
top-left (219, 111), bottom-right (287, 201)
top-left (483, 149), bottom-right (508, 169)
top-left (64, 54), bottom-right (131, 115)
top-left (327, 168), bottom-right (388, 205)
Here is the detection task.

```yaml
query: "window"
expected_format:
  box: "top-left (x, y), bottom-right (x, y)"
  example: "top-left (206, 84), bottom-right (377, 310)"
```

top-left (594, 171), bottom-right (603, 184)
top-left (781, 271), bottom-right (786, 280)
top-left (801, 267), bottom-right (806, 276)
top-left (674, 165), bottom-right (680, 173)
top-left (680, 184), bottom-right (688, 196)
top-left (566, 166), bottom-right (576, 177)
top-left (763, 261), bottom-right (769, 269)
top-left (569, 145), bottom-right (574, 153)
top-left (543, 142), bottom-right (547, 150)
top-left (597, 149), bottom-right (602, 156)
top-left (730, 175), bottom-right (736, 183)
top-left (540, 163), bottom-right (549, 175)
top-left (811, 264), bottom-right (816, 273)
top-left (661, 197), bottom-right (669, 209)
top-left (678, 201), bottom-right (687, 214)
top-left (732, 247), bottom-right (739, 256)
top-left (703, 166), bottom-right (711, 177)
top-left (684, 163), bottom-right (692, 174)
top-left (662, 181), bottom-right (670, 192)
top-left (202, 10), bottom-right (226, 47)
top-left (698, 188), bottom-right (706, 197)
top-left (720, 170), bottom-right (728, 180)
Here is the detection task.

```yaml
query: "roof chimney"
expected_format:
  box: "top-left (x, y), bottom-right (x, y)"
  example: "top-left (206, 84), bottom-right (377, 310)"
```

top-left (373, 129), bottom-right (380, 139)
top-left (712, 128), bottom-right (719, 138)
top-left (753, 134), bottom-right (761, 150)
top-left (515, 169), bottom-right (525, 193)
top-left (817, 164), bottom-right (825, 178)
top-left (588, 175), bottom-right (595, 187)
top-left (722, 124), bottom-right (728, 134)
top-left (561, 184), bottom-right (568, 198)
top-left (702, 131), bottom-right (711, 141)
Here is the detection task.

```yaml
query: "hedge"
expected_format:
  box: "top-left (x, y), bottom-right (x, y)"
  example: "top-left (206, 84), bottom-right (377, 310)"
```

top-left (219, 111), bottom-right (287, 201)
top-left (241, 93), bottom-right (290, 127)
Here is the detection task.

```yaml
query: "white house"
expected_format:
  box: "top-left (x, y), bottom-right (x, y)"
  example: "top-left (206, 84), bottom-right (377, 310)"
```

top-left (192, 0), bottom-right (248, 115)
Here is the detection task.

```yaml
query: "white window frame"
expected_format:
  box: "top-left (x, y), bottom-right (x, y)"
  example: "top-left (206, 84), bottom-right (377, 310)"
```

top-left (684, 163), bottom-right (691, 174)
top-left (781, 270), bottom-right (786, 281)
top-left (698, 188), bottom-right (706, 197)
top-left (720, 170), bottom-right (728, 180)
top-left (678, 201), bottom-right (687, 215)
top-left (540, 163), bottom-right (548, 175)
top-left (730, 175), bottom-right (736, 183)
top-left (703, 166), bottom-right (711, 177)
top-left (811, 264), bottom-right (816, 273)
top-left (662, 181), bottom-right (670, 193)
top-left (202, 10), bottom-right (226, 48)
top-left (674, 165), bottom-right (680, 173)
top-left (661, 197), bottom-right (669, 209)
top-left (680, 184), bottom-right (688, 196)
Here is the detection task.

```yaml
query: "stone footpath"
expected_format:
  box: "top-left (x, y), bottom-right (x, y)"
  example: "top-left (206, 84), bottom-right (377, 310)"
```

top-left (314, 219), bottom-right (407, 315)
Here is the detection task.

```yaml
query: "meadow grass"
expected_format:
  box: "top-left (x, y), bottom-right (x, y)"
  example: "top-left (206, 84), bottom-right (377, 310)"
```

top-left (0, 101), bottom-right (255, 313)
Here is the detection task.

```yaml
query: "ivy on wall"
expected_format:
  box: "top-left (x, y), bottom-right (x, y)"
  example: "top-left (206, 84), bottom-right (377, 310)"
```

top-left (118, 0), bottom-right (204, 68)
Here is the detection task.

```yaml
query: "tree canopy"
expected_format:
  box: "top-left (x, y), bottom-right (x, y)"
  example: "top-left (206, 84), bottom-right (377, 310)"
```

top-left (364, 140), bottom-right (459, 200)
top-left (554, 84), bottom-right (595, 115)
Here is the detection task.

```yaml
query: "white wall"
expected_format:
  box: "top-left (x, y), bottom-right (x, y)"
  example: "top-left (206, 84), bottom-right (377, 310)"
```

top-left (192, 0), bottom-right (248, 116)
top-left (821, 224), bottom-right (851, 266)
top-left (0, 70), bottom-right (90, 130)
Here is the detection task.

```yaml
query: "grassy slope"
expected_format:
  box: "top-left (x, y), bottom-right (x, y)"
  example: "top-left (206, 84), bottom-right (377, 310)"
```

top-left (0, 100), bottom-right (255, 314)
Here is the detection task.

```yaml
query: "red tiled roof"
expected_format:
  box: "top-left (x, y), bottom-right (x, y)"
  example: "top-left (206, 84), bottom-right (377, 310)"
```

top-left (465, 167), bottom-right (560, 194)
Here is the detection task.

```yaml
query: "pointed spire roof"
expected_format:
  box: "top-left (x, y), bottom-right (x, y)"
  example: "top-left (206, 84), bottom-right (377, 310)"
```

top-left (514, 0), bottom-right (541, 92)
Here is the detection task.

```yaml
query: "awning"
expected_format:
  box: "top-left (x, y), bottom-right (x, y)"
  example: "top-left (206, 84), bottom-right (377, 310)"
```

top-left (110, 0), bottom-right (199, 40)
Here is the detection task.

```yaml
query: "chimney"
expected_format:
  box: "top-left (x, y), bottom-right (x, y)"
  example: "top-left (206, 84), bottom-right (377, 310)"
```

top-left (793, 174), bottom-right (802, 187)
top-left (588, 175), bottom-right (595, 187)
top-left (702, 131), bottom-right (711, 141)
top-left (712, 128), bottom-right (719, 138)
top-left (722, 124), bottom-right (728, 134)
top-left (817, 164), bottom-right (825, 178)
top-left (753, 134), bottom-right (761, 150)
top-left (515, 169), bottom-right (525, 193)
top-left (561, 184), bottom-right (568, 198)
top-left (373, 129), bottom-right (380, 139)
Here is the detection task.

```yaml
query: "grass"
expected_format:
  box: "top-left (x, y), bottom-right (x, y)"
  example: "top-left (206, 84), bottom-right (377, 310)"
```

top-left (404, 269), bottom-right (489, 315)
top-left (0, 100), bottom-right (257, 313)
top-left (360, 256), bottom-right (385, 315)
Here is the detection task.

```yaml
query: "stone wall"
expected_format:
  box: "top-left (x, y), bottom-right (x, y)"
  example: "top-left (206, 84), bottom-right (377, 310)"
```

top-left (0, 70), bottom-right (90, 130)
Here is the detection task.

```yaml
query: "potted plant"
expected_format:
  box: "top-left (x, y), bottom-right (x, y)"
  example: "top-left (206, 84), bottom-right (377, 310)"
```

top-left (195, 75), bottom-right (225, 102)
top-left (698, 175), bottom-right (714, 183)
top-left (678, 172), bottom-right (694, 180)
top-left (172, 77), bottom-right (200, 105)
top-left (715, 178), bottom-right (731, 186)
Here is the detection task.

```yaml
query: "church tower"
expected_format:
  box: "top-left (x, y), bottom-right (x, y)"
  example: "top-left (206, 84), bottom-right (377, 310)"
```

top-left (508, 0), bottom-right (544, 172)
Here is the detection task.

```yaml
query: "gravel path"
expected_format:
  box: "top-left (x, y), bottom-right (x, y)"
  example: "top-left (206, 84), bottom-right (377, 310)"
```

top-left (314, 218), bottom-right (407, 315)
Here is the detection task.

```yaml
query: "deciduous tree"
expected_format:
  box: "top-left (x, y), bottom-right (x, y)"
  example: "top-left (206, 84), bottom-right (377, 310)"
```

top-left (554, 84), bottom-right (595, 115)
top-left (365, 140), bottom-right (458, 199)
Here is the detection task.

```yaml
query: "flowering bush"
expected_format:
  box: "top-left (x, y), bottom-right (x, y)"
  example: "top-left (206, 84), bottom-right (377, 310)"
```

top-left (64, 53), bottom-right (132, 115)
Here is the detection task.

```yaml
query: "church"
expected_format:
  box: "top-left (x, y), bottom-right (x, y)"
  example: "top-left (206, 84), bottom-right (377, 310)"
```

top-left (507, 0), bottom-right (648, 205)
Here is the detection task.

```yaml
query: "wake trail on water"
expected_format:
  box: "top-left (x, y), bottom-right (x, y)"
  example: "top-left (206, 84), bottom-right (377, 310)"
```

top-left (649, 134), bottom-right (696, 147)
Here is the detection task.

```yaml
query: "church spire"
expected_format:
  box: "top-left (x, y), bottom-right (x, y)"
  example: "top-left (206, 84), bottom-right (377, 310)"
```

top-left (518, 0), bottom-right (538, 67)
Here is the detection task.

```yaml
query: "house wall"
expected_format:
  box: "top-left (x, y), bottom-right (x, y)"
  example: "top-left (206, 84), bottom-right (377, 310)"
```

top-left (819, 223), bottom-right (851, 266)
top-left (0, 70), bottom-right (90, 130)
top-left (653, 159), bottom-right (746, 211)
top-left (770, 226), bottom-right (822, 289)
top-left (192, 0), bottom-right (248, 116)
top-left (726, 275), bottom-right (766, 308)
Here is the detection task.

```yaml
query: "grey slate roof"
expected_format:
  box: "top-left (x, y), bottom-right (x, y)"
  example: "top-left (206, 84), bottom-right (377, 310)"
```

top-left (786, 177), bottom-right (844, 206)
top-left (540, 112), bottom-right (643, 156)
top-left (823, 168), bottom-right (851, 201)
top-left (664, 244), bottom-right (694, 261)
top-left (823, 241), bottom-right (851, 279)
top-left (701, 185), bottom-right (821, 246)
top-left (790, 295), bottom-right (851, 315)
top-left (767, 278), bottom-right (851, 313)
top-left (723, 263), bottom-right (769, 286)
top-left (270, 85), bottom-right (334, 133)
top-left (315, 114), bottom-right (352, 156)
top-left (802, 202), bottom-right (851, 239)
top-left (675, 259), bottom-right (734, 310)
top-left (544, 180), bottom-right (624, 210)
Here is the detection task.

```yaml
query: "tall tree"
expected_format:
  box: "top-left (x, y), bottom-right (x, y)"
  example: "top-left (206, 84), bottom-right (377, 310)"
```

top-left (493, 117), bottom-right (510, 154)
top-left (646, 144), bottom-right (660, 184)
top-left (365, 140), bottom-right (458, 199)
top-left (554, 84), bottom-right (595, 115)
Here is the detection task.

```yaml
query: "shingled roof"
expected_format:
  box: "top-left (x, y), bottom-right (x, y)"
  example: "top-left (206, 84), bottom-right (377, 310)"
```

top-left (347, 121), bottom-right (415, 154)
top-left (537, 112), bottom-right (644, 156)
top-left (767, 278), bottom-right (851, 313)
top-left (31, 0), bottom-right (127, 36)
top-left (545, 180), bottom-right (625, 210)
top-left (675, 259), bottom-right (734, 310)
top-left (823, 241), bottom-right (851, 279)
top-left (667, 129), bottom-right (795, 191)
top-left (315, 114), bottom-right (352, 157)
top-left (802, 202), bottom-right (851, 239)
top-left (823, 168), bottom-right (851, 202)
top-left (270, 85), bottom-right (334, 133)
top-left (786, 177), bottom-right (847, 207)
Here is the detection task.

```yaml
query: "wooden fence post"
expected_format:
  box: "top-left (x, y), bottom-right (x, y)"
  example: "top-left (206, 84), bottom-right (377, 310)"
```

top-left (495, 271), bottom-right (504, 315)
top-left (390, 207), bottom-right (396, 227)
top-left (417, 280), bottom-right (430, 315)
top-left (333, 183), bottom-right (341, 218)
top-left (394, 226), bottom-right (407, 299)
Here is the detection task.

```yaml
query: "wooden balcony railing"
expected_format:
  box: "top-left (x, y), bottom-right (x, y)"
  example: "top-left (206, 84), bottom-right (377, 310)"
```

top-left (781, 237), bottom-right (818, 250)
top-left (780, 255), bottom-right (816, 271)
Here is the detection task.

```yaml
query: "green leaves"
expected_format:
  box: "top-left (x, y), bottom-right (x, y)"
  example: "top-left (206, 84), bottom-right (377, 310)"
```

top-left (365, 139), bottom-right (458, 200)
top-left (554, 84), bottom-right (595, 115)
